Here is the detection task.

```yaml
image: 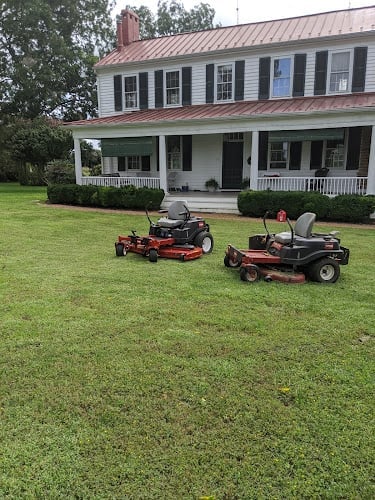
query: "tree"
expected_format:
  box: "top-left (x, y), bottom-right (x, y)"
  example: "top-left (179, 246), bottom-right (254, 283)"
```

top-left (127, 1), bottom-right (219, 39)
top-left (9, 118), bottom-right (73, 184)
top-left (0, 0), bottom-right (116, 122)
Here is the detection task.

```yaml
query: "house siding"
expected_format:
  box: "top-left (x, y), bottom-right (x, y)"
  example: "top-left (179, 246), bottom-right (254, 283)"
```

top-left (96, 36), bottom-right (375, 117)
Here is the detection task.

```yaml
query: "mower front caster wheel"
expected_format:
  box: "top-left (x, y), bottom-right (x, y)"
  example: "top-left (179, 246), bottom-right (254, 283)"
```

top-left (224, 254), bottom-right (240, 268)
top-left (194, 231), bottom-right (214, 254)
top-left (115, 243), bottom-right (126, 257)
top-left (240, 265), bottom-right (260, 282)
top-left (148, 249), bottom-right (158, 263)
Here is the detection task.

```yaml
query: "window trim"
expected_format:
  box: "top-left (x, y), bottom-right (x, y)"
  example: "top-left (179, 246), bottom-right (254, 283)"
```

top-left (327, 50), bottom-right (352, 94)
top-left (322, 134), bottom-right (348, 169)
top-left (166, 136), bottom-right (183, 170)
top-left (268, 141), bottom-right (290, 169)
top-left (124, 74), bottom-right (139, 110)
top-left (164, 69), bottom-right (181, 107)
top-left (271, 56), bottom-right (293, 98)
top-left (215, 62), bottom-right (234, 102)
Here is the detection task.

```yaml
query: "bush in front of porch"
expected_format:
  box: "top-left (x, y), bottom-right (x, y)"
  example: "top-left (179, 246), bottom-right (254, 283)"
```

top-left (47, 184), bottom-right (165, 210)
top-left (238, 191), bottom-right (374, 223)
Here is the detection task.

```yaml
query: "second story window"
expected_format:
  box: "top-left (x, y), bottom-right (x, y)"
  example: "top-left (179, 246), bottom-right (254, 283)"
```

top-left (124, 76), bottom-right (138, 108)
top-left (272, 58), bottom-right (291, 97)
top-left (329, 52), bottom-right (350, 92)
top-left (166, 71), bottom-right (180, 105)
top-left (217, 64), bottom-right (233, 101)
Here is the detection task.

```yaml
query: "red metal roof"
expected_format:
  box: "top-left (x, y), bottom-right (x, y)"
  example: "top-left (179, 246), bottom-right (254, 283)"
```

top-left (96, 7), bottom-right (375, 67)
top-left (67, 93), bottom-right (375, 128)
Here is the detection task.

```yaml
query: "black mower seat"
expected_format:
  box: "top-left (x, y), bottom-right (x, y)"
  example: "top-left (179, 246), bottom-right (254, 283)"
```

top-left (158, 200), bottom-right (189, 229)
top-left (275, 212), bottom-right (316, 244)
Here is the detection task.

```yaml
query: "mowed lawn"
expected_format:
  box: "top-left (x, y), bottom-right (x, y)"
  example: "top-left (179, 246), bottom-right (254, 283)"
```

top-left (0, 184), bottom-right (374, 499)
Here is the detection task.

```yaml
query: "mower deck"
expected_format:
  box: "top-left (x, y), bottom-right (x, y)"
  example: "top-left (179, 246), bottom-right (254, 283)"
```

top-left (116, 235), bottom-right (203, 261)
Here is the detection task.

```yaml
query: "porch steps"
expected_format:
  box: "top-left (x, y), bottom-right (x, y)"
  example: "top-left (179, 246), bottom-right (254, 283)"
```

top-left (161, 192), bottom-right (240, 214)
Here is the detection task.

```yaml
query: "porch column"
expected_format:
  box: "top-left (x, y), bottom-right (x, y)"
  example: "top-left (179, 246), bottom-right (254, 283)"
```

top-left (366, 125), bottom-right (375, 195)
top-left (250, 131), bottom-right (259, 191)
top-left (73, 137), bottom-right (82, 185)
top-left (159, 135), bottom-right (168, 193)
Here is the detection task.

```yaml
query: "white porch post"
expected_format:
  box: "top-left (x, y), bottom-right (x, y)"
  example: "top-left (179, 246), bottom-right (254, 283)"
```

top-left (366, 125), bottom-right (375, 195)
top-left (159, 135), bottom-right (168, 193)
top-left (73, 137), bottom-right (82, 185)
top-left (250, 131), bottom-right (259, 191)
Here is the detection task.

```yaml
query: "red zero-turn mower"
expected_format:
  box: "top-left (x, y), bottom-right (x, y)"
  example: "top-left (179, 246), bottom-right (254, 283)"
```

top-left (224, 211), bottom-right (350, 284)
top-left (115, 200), bottom-right (214, 262)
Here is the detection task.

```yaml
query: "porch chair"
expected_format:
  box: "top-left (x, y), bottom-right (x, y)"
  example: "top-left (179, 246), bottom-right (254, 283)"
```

top-left (167, 171), bottom-right (179, 191)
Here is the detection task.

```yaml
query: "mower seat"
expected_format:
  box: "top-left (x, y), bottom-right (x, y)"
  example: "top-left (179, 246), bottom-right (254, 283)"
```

top-left (158, 200), bottom-right (189, 229)
top-left (275, 212), bottom-right (316, 244)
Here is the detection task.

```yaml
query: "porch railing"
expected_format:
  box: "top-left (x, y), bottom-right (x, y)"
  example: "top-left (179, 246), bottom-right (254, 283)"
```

top-left (257, 176), bottom-right (368, 195)
top-left (81, 176), bottom-right (161, 189)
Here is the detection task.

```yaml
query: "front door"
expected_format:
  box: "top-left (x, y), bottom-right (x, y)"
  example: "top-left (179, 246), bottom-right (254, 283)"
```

top-left (222, 133), bottom-right (244, 189)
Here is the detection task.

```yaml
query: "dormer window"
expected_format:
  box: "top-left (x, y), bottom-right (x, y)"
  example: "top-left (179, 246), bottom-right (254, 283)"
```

top-left (272, 58), bottom-right (291, 97)
top-left (166, 70), bottom-right (180, 105)
top-left (217, 64), bottom-right (233, 101)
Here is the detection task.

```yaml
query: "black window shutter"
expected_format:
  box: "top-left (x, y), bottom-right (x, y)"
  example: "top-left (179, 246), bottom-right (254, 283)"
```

top-left (154, 70), bottom-right (164, 108)
top-left (314, 51), bottom-right (328, 95)
top-left (310, 141), bottom-right (323, 169)
top-left (352, 47), bottom-right (367, 92)
top-left (258, 131), bottom-right (269, 170)
top-left (182, 135), bottom-right (192, 171)
top-left (118, 157), bottom-right (125, 171)
top-left (289, 142), bottom-right (302, 170)
top-left (206, 64), bottom-right (214, 103)
top-left (139, 72), bottom-right (148, 109)
top-left (346, 127), bottom-right (362, 170)
top-left (141, 155), bottom-right (151, 171)
top-left (114, 75), bottom-right (122, 111)
top-left (182, 67), bottom-right (192, 106)
top-left (235, 60), bottom-right (245, 101)
top-left (258, 57), bottom-right (270, 100)
top-left (293, 54), bottom-right (306, 97)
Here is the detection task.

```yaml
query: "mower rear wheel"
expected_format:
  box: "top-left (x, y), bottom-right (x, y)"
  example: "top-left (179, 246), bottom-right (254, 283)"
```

top-left (115, 243), bottom-right (126, 257)
top-left (240, 265), bottom-right (260, 282)
top-left (148, 249), bottom-right (158, 263)
top-left (309, 257), bottom-right (340, 283)
top-left (224, 254), bottom-right (240, 268)
top-left (194, 231), bottom-right (213, 254)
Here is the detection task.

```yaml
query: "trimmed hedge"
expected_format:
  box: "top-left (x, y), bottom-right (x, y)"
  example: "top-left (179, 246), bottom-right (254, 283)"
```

top-left (47, 184), bottom-right (165, 210)
top-left (238, 191), bottom-right (375, 223)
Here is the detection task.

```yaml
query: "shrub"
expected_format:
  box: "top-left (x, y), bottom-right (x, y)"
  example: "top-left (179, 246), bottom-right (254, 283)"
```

top-left (237, 190), bottom-right (374, 222)
top-left (47, 184), bottom-right (165, 210)
top-left (328, 195), bottom-right (375, 223)
top-left (45, 160), bottom-right (76, 184)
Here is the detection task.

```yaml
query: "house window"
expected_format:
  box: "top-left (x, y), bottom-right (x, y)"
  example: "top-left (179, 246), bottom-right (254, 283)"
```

top-left (324, 139), bottom-right (345, 169)
top-left (167, 136), bottom-right (182, 170)
top-left (124, 76), bottom-right (138, 108)
top-left (329, 52), bottom-right (350, 92)
top-left (269, 142), bottom-right (288, 169)
top-left (166, 70), bottom-right (180, 105)
top-left (117, 156), bottom-right (141, 171)
top-left (217, 64), bottom-right (233, 101)
top-left (272, 58), bottom-right (291, 97)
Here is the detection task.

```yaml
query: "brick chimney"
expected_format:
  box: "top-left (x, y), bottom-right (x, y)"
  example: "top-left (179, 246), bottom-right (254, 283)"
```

top-left (120, 8), bottom-right (140, 47)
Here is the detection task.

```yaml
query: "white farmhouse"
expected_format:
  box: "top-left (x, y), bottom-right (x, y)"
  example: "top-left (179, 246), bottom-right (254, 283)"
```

top-left (67, 6), bottom-right (375, 212)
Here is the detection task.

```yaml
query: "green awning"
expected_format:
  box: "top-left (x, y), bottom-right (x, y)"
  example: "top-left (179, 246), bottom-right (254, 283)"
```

top-left (269, 129), bottom-right (344, 143)
top-left (101, 137), bottom-right (153, 157)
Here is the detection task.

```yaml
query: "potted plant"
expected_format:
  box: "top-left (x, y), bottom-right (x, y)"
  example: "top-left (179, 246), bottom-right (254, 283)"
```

top-left (205, 178), bottom-right (219, 192)
top-left (240, 177), bottom-right (250, 190)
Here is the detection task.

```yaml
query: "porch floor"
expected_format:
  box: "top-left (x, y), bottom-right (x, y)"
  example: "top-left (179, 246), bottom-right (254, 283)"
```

top-left (162, 191), bottom-right (240, 214)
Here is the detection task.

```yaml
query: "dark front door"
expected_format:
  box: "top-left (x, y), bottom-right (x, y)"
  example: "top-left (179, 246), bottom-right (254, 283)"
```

top-left (222, 139), bottom-right (243, 189)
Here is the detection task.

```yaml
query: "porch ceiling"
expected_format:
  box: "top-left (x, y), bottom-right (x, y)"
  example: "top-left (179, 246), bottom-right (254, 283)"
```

top-left (66, 93), bottom-right (375, 130)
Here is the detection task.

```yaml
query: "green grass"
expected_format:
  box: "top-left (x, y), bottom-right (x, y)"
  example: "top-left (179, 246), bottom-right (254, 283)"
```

top-left (0, 183), bottom-right (374, 498)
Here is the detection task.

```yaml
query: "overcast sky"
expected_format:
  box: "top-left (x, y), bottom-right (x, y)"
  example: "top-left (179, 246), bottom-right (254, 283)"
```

top-left (115, 0), bottom-right (374, 27)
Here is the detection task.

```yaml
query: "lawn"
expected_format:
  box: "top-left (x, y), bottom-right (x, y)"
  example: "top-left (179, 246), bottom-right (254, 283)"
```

top-left (0, 183), bottom-right (374, 498)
